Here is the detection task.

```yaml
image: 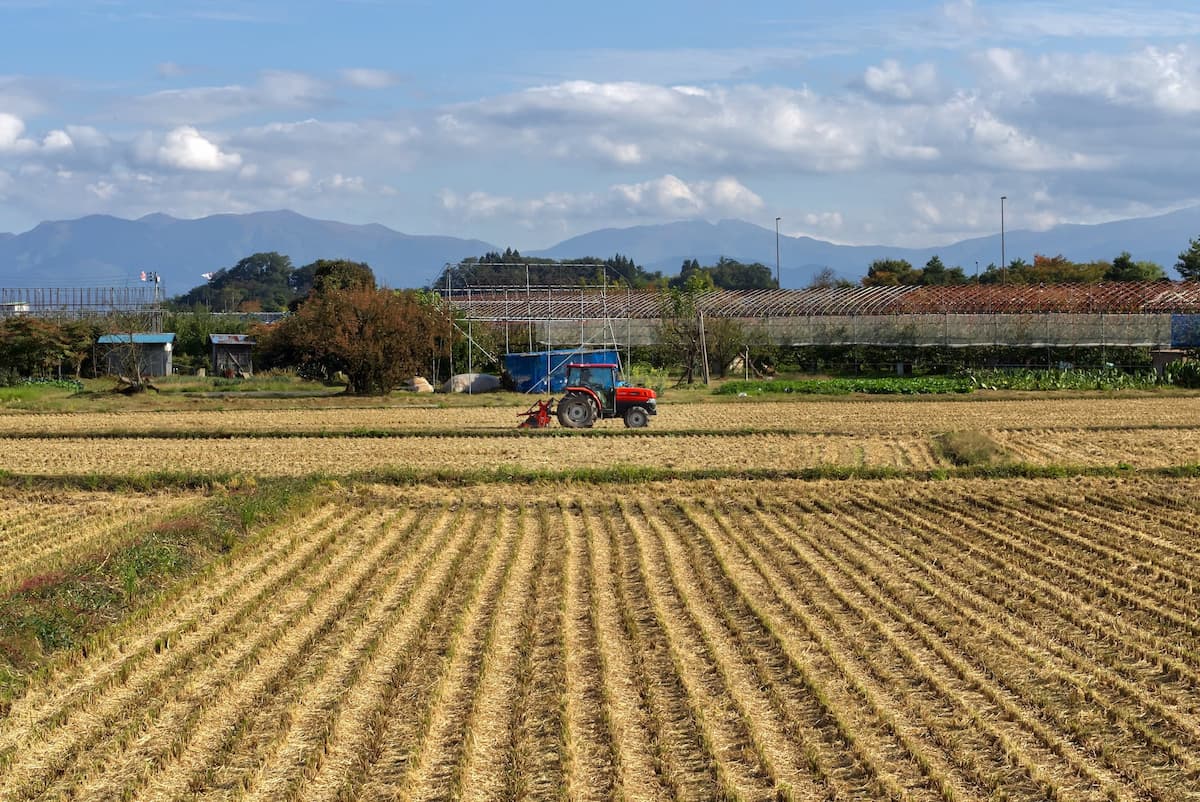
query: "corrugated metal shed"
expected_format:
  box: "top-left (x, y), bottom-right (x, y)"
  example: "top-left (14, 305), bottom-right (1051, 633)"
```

top-left (96, 333), bottom-right (175, 376)
top-left (208, 333), bottom-right (256, 376)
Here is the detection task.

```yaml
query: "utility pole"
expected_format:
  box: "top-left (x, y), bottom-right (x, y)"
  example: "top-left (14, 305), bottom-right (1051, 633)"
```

top-left (775, 217), bottom-right (782, 288)
top-left (1000, 195), bottom-right (1007, 284)
top-left (140, 270), bottom-right (162, 332)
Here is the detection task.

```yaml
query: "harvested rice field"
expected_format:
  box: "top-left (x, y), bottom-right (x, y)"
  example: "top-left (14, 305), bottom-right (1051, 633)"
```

top-left (2, 478), bottom-right (1199, 801)
top-left (3, 424), bottom-right (1199, 476)
top-left (2, 395), bottom-right (1198, 436)
top-left (0, 490), bottom-right (200, 592)
top-left (2, 392), bottom-right (1200, 801)
top-left (0, 432), bottom-right (947, 475)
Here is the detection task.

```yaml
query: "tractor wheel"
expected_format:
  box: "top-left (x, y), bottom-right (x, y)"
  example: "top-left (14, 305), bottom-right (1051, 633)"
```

top-left (557, 395), bottom-right (596, 429)
top-left (623, 405), bottom-right (650, 428)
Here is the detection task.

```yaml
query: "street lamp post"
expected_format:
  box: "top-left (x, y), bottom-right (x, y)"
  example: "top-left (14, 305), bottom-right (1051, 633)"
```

top-left (1000, 195), bottom-right (1007, 284)
top-left (775, 217), bottom-right (782, 288)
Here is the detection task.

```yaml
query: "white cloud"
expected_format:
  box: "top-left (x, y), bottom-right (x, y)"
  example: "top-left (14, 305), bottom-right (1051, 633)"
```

top-left (41, 129), bottom-right (72, 151)
top-left (978, 44), bottom-right (1200, 115)
top-left (284, 168), bottom-right (311, 187)
top-left (258, 70), bottom-right (327, 107)
top-left (862, 60), bottom-right (940, 102)
top-left (436, 79), bottom-right (1104, 177)
top-left (0, 113), bottom-right (33, 153)
top-left (317, 173), bottom-right (365, 192)
top-left (340, 68), bottom-right (400, 89)
top-left (86, 180), bottom-right (117, 200)
top-left (440, 174), bottom-right (763, 225)
top-left (64, 125), bottom-right (109, 151)
top-left (127, 70), bottom-right (330, 125)
top-left (152, 126), bottom-right (243, 171)
top-left (992, 4), bottom-right (1200, 41)
top-left (803, 211), bottom-right (844, 231)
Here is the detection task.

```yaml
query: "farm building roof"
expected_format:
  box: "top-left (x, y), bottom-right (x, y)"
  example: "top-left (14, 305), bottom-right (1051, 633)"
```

top-left (207, 334), bottom-right (257, 345)
top-left (96, 333), bottom-right (176, 344)
top-left (445, 282), bottom-right (1200, 321)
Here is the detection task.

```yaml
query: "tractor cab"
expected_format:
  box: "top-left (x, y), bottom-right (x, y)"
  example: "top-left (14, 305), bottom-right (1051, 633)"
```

top-left (557, 362), bottom-right (657, 428)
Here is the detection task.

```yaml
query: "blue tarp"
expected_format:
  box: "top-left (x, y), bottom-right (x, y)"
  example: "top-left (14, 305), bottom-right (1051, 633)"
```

top-left (504, 348), bottom-right (620, 393)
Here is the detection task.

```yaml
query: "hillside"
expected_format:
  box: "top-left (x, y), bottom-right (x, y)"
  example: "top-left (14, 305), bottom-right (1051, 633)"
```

top-left (2, 205), bottom-right (1198, 291)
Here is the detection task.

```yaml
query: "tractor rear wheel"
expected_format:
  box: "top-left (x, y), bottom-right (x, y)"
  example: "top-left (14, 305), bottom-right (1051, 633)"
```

top-left (558, 395), bottom-right (596, 428)
top-left (623, 405), bottom-right (650, 428)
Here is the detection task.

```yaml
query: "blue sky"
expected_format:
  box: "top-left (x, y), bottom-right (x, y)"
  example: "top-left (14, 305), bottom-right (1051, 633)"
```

top-left (2, 0), bottom-right (1200, 249)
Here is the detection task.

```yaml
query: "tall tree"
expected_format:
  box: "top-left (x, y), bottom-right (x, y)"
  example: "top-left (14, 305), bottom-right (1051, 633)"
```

top-left (807, 267), bottom-right (854, 289)
top-left (259, 287), bottom-right (449, 395)
top-left (862, 259), bottom-right (919, 286)
top-left (1105, 251), bottom-right (1165, 282)
top-left (657, 274), bottom-right (709, 385)
top-left (175, 252), bottom-right (295, 311)
top-left (1176, 236), bottom-right (1200, 281)
top-left (920, 256), bottom-right (968, 285)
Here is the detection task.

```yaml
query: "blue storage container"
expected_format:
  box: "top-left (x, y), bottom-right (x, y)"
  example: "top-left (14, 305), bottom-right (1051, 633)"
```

top-left (504, 348), bottom-right (620, 393)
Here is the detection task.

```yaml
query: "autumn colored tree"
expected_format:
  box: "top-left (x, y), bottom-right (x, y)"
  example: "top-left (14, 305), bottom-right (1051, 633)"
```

top-left (259, 286), bottom-right (449, 395)
top-left (0, 317), bottom-right (95, 378)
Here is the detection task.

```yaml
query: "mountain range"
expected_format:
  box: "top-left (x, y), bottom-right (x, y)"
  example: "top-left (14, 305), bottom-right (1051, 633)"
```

top-left (1, 206), bottom-right (1198, 293)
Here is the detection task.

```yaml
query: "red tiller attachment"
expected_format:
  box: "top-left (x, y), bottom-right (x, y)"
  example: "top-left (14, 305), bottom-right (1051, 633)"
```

top-left (518, 398), bottom-right (556, 428)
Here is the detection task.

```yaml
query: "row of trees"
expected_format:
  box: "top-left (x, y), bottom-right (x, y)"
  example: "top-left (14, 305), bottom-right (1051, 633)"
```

top-left (437, 250), bottom-right (662, 289)
top-left (435, 250), bottom-right (778, 292)
top-left (854, 238), bottom-right (1200, 288)
top-left (0, 317), bottom-right (95, 381)
top-left (858, 251), bottom-right (1168, 288)
top-left (177, 250), bottom-right (782, 312)
top-left (176, 237), bottom-right (1200, 313)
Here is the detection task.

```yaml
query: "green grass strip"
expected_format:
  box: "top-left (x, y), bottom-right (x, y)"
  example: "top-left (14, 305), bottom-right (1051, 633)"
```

top-left (8, 421), bottom-right (1200, 442)
top-left (3, 462), bottom-right (1199, 493)
top-left (717, 376), bottom-right (975, 395)
top-left (0, 477), bottom-right (318, 711)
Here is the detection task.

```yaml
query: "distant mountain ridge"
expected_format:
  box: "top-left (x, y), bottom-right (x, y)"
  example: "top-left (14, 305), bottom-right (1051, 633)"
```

top-left (531, 207), bottom-right (1200, 287)
top-left (2, 205), bottom-right (1198, 291)
top-left (0, 210), bottom-right (494, 293)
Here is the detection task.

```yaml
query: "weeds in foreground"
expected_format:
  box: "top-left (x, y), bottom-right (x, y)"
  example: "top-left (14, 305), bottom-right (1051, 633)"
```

top-left (0, 478), bottom-right (318, 709)
top-left (932, 431), bottom-right (1010, 467)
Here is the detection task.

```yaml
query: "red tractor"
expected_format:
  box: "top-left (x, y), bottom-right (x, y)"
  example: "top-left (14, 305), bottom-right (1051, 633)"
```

top-left (555, 362), bottom-right (657, 428)
top-left (517, 363), bottom-right (657, 429)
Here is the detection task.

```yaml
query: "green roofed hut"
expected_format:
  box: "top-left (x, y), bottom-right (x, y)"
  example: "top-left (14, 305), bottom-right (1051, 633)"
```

top-left (96, 333), bottom-right (175, 377)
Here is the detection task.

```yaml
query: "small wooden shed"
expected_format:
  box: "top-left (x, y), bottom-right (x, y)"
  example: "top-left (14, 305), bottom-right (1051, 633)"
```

top-left (208, 334), bottom-right (256, 377)
top-left (96, 333), bottom-right (175, 377)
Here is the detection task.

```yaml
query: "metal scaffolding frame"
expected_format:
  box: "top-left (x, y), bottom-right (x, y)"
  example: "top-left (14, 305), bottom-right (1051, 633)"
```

top-left (1, 286), bottom-right (164, 331)
top-left (439, 262), bottom-right (636, 371)
top-left (446, 282), bottom-right (1200, 351)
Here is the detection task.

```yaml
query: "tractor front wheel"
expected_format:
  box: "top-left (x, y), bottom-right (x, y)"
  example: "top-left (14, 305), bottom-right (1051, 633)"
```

top-left (623, 405), bottom-right (650, 428)
top-left (558, 395), bottom-right (596, 428)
